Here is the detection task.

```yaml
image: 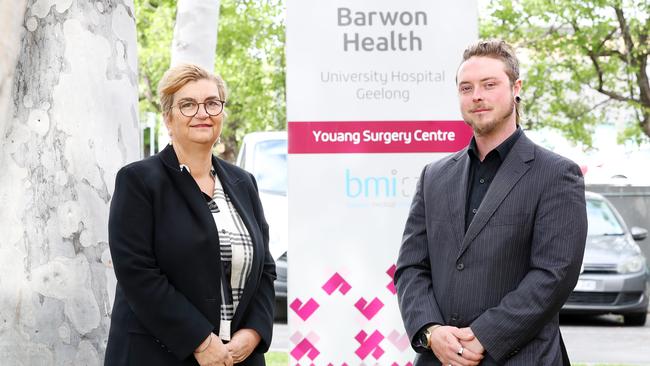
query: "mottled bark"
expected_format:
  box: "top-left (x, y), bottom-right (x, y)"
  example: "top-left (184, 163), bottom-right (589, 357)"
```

top-left (0, 1), bottom-right (140, 364)
top-left (171, 0), bottom-right (220, 71)
top-left (0, 0), bottom-right (28, 136)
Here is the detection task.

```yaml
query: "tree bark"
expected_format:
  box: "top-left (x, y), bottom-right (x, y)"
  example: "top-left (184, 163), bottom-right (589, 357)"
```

top-left (0, 0), bottom-right (28, 137)
top-left (0, 1), bottom-right (140, 364)
top-left (171, 0), bottom-right (220, 71)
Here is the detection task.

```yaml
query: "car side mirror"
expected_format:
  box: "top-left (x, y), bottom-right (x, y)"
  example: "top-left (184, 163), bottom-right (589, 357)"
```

top-left (630, 227), bottom-right (648, 241)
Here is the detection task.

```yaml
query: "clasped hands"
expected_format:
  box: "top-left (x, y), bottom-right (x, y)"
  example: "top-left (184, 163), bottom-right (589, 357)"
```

top-left (429, 326), bottom-right (485, 366)
top-left (194, 329), bottom-right (260, 366)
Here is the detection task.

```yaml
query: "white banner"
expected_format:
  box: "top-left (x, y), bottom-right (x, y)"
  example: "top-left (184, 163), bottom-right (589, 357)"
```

top-left (286, 1), bottom-right (477, 364)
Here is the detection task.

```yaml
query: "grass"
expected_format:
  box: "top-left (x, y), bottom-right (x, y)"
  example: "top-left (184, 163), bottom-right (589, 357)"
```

top-left (265, 351), bottom-right (288, 366)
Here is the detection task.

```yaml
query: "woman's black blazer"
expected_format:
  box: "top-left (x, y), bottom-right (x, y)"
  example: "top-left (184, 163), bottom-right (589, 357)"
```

top-left (105, 145), bottom-right (276, 366)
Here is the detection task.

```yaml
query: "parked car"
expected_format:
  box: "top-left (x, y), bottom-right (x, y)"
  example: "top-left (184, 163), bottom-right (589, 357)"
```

top-left (236, 131), bottom-right (288, 320)
top-left (561, 191), bottom-right (649, 325)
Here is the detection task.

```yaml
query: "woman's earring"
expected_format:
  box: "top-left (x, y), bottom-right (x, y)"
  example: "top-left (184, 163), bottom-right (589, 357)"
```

top-left (515, 95), bottom-right (521, 103)
top-left (217, 136), bottom-right (221, 144)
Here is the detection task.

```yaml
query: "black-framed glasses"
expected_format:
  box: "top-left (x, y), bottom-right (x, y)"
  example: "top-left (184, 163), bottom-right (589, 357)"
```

top-left (172, 99), bottom-right (225, 117)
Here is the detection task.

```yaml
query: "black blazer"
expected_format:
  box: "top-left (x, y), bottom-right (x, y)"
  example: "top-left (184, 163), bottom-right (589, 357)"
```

top-left (105, 145), bottom-right (276, 366)
top-left (395, 133), bottom-right (587, 365)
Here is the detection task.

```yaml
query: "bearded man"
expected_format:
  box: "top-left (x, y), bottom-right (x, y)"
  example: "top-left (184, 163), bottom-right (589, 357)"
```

top-left (395, 39), bottom-right (587, 366)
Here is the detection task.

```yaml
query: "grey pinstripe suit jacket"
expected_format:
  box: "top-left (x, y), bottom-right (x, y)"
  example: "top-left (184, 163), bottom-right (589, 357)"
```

top-left (395, 132), bottom-right (587, 365)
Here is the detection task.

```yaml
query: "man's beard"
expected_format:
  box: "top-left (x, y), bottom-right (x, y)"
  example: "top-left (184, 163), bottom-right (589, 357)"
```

top-left (464, 98), bottom-right (515, 137)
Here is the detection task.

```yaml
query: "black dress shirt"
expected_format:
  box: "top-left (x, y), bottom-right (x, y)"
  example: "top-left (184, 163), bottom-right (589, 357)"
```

top-left (465, 127), bottom-right (522, 231)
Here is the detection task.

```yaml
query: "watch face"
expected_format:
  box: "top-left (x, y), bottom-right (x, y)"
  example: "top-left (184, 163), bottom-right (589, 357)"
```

top-left (418, 331), bottom-right (429, 348)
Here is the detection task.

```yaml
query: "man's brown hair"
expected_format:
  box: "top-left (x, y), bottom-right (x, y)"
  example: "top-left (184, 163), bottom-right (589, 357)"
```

top-left (460, 39), bottom-right (521, 123)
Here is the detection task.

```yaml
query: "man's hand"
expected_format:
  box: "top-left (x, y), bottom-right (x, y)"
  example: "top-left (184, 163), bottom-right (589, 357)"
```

top-left (194, 333), bottom-right (233, 366)
top-left (459, 327), bottom-right (485, 357)
top-left (225, 328), bottom-right (261, 364)
top-left (429, 326), bottom-right (483, 366)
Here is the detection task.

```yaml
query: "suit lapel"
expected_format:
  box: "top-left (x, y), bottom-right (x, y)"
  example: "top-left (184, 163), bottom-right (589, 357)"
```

top-left (447, 149), bottom-right (471, 246)
top-left (457, 134), bottom-right (535, 259)
top-left (158, 145), bottom-right (220, 246)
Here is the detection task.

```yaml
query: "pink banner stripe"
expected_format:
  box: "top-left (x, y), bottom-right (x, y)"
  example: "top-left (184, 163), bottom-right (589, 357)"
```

top-left (290, 298), bottom-right (320, 321)
top-left (288, 121), bottom-right (472, 154)
top-left (322, 272), bottom-right (351, 295)
top-left (355, 330), bottom-right (385, 360)
top-left (290, 338), bottom-right (320, 361)
top-left (355, 297), bottom-right (384, 320)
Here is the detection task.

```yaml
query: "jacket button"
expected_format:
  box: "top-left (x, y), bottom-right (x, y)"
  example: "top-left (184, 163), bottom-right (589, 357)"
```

top-left (456, 263), bottom-right (465, 271)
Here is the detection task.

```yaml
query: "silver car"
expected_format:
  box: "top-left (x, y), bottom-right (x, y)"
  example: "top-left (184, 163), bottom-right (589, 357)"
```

top-left (561, 191), bottom-right (649, 325)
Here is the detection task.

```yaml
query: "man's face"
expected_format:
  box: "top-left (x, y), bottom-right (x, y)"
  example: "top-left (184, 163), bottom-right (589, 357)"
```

top-left (456, 56), bottom-right (521, 137)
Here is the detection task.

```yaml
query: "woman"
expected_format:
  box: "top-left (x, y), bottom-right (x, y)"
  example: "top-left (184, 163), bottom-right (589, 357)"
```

top-left (105, 64), bottom-right (276, 366)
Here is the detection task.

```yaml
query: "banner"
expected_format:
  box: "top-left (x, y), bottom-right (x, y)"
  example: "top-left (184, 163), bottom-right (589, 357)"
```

top-left (286, 1), bottom-right (477, 364)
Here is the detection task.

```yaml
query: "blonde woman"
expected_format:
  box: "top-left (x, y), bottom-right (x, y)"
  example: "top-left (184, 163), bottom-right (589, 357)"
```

top-left (106, 64), bottom-right (276, 366)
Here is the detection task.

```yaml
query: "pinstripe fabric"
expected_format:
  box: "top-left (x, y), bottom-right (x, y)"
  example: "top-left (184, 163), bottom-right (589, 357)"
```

top-left (395, 133), bottom-right (587, 365)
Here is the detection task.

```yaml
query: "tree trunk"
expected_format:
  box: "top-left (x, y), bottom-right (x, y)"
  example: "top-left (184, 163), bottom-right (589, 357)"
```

top-left (171, 0), bottom-right (220, 71)
top-left (0, 0), bottom-right (28, 134)
top-left (0, 1), bottom-right (140, 364)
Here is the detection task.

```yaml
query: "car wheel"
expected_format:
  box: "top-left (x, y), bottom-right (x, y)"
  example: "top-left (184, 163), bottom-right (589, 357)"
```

top-left (623, 312), bottom-right (647, 326)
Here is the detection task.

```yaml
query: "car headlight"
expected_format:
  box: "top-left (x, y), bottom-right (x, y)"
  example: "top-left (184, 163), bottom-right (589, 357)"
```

top-left (617, 255), bottom-right (646, 274)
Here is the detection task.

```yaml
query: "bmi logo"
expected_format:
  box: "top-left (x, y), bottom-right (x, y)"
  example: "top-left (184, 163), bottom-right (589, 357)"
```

top-left (344, 169), bottom-right (417, 199)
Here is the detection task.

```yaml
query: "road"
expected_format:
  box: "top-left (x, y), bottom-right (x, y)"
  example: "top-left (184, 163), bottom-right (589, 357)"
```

top-left (271, 314), bottom-right (650, 365)
top-left (562, 314), bottom-right (650, 365)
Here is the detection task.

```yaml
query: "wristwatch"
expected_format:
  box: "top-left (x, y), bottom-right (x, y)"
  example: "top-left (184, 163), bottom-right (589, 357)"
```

top-left (417, 328), bottom-right (432, 349)
top-left (417, 324), bottom-right (441, 349)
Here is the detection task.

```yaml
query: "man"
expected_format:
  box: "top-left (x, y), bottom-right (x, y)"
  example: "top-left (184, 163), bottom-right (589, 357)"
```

top-left (394, 39), bottom-right (587, 366)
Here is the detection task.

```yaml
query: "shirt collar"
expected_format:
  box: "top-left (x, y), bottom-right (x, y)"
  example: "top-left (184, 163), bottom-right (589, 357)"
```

top-left (467, 126), bottom-right (522, 161)
top-left (179, 164), bottom-right (217, 179)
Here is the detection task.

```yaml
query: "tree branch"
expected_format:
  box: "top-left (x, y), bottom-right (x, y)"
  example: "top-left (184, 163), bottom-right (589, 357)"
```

top-left (142, 72), bottom-right (161, 112)
top-left (586, 50), bottom-right (640, 103)
top-left (587, 97), bottom-right (613, 113)
top-left (613, 4), bottom-right (650, 109)
top-left (613, 5), bottom-right (636, 67)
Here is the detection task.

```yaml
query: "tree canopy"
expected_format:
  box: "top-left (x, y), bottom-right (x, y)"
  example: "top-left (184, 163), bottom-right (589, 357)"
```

top-left (135, 0), bottom-right (285, 160)
top-left (135, 0), bottom-right (648, 153)
top-left (481, 0), bottom-right (650, 146)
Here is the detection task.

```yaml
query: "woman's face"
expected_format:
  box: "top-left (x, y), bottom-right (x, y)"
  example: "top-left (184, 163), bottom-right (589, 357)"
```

top-left (165, 78), bottom-right (224, 148)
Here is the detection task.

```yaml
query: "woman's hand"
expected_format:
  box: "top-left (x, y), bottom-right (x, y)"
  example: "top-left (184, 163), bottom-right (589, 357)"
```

top-left (194, 333), bottom-right (233, 366)
top-left (225, 328), bottom-right (261, 363)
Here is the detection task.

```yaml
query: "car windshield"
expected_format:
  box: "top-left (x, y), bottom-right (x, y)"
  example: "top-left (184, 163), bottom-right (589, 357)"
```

top-left (252, 139), bottom-right (287, 195)
top-left (586, 198), bottom-right (625, 236)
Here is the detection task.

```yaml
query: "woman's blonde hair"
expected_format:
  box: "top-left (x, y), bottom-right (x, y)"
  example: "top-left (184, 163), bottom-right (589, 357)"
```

top-left (158, 63), bottom-right (228, 117)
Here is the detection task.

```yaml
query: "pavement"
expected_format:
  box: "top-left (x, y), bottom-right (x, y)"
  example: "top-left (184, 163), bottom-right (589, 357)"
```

top-left (270, 321), bottom-right (289, 352)
top-left (271, 314), bottom-right (650, 365)
top-left (562, 314), bottom-right (650, 365)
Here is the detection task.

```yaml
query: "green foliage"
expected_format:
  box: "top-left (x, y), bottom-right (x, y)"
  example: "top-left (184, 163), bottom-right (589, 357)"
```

top-left (217, 0), bottom-right (286, 159)
top-left (134, 0), bottom-right (176, 153)
top-left (134, 0), bottom-right (286, 159)
top-left (481, 0), bottom-right (650, 146)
